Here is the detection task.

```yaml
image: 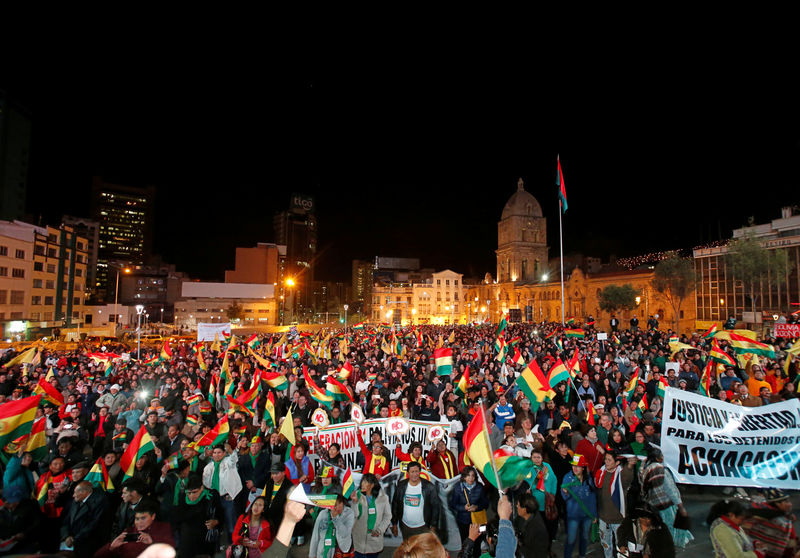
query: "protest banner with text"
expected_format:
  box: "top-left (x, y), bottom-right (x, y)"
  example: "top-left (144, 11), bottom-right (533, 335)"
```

top-left (662, 388), bottom-right (800, 488)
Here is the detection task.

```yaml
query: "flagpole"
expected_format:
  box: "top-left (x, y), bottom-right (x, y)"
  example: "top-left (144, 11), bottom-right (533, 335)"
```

top-left (558, 156), bottom-right (566, 327)
top-left (480, 402), bottom-right (504, 494)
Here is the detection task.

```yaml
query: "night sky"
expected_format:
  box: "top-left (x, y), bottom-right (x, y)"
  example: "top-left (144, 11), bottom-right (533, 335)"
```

top-left (3, 48), bottom-right (799, 282)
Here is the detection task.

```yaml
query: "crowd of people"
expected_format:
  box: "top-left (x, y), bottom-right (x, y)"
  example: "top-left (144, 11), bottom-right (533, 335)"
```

top-left (0, 318), bottom-right (799, 558)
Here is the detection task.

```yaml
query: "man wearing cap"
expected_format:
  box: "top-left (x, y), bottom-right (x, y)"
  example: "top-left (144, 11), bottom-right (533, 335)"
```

top-left (96, 384), bottom-right (128, 414)
top-left (262, 462), bottom-right (291, 532)
top-left (0, 485), bottom-right (42, 554)
top-left (237, 435), bottom-right (270, 512)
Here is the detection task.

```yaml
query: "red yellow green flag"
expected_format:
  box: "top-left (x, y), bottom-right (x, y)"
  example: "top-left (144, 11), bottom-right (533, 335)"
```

top-left (264, 391), bottom-right (276, 429)
top-left (33, 377), bottom-right (64, 407)
top-left (119, 425), bottom-right (156, 480)
top-left (463, 409), bottom-right (501, 489)
top-left (160, 342), bottom-right (173, 361)
top-left (517, 359), bottom-right (556, 412)
top-left (195, 415), bottom-right (230, 449)
top-left (455, 367), bottom-right (470, 397)
top-left (326, 376), bottom-right (354, 402)
top-left (85, 457), bottom-right (115, 491)
top-left (342, 467), bottom-right (355, 499)
top-left (0, 395), bottom-right (41, 450)
top-left (26, 416), bottom-right (48, 461)
top-left (557, 155), bottom-right (568, 213)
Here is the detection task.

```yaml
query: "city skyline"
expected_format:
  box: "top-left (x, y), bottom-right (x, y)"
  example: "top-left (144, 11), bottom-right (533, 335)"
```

top-left (2, 57), bottom-right (798, 283)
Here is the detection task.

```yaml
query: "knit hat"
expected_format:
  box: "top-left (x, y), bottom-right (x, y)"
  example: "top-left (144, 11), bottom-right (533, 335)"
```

top-left (570, 454), bottom-right (588, 467)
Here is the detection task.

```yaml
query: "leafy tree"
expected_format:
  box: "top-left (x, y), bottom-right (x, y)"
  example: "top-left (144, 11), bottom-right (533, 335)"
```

top-left (226, 300), bottom-right (245, 323)
top-left (652, 253), bottom-right (697, 332)
top-left (725, 232), bottom-right (790, 322)
top-left (598, 284), bottom-right (639, 314)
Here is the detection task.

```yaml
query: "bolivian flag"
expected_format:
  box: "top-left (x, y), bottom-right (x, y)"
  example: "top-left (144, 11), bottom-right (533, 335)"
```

top-left (434, 348), bottom-right (454, 376)
top-left (624, 368), bottom-right (640, 403)
top-left (195, 415), bottom-right (230, 449)
top-left (303, 365), bottom-right (334, 408)
top-left (517, 360), bottom-right (555, 411)
top-left (33, 377), bottom-right (64, 407)
top-left (710, 339), bottom-right (736, 366)
top-left (261, 369), bottom-right (289, 391)
top-left (493, 447), bottom-right (535, 488)
top-left (455, 368), bottom-right (470, 397)
top-left (342, 467), bottom-right (355, 498)
top-left (246, 334), bottom-right (260, 349)
top-left (698, 360), bottom-right (715, 397)
top-left (510, 347), bottom-right (525, 366)
top-left (635, 394), bottom-right (648, 418)
top-left (494, 336), bottom-right (507, 362)
top-left (326, 376), bottom-right (354, 402)
top-left (548, 358), bottom-right (571, 386)
top-left (196, 345), bottom-right (208, 371)
top-left (703, 323), bottom-right (719, 339)
top-left (353, 322), bottom-right (365, 330)
top-left (496, 314), bottom-right (508, 336)
top-left (337, 361), bottom-right (353, 381)
top-left (85, 457), bottom-right (114, 491)
top-left (464, 409), bottom-right (501, 488)
top-left (726, 332), bottom-right (775, 359)
top-left (26, 417), bottom-right (48, 461)
top-left (120, 425), bottom-right (156, 479)
top-left (564, 329), bottom-right (584, 339)
top-left (226, 395), bottom-right (255, 418)
top-left (264, 391), bottom-right (276, 429)
top-left (0, 395), bottom-right (41, 450)
top-left (160, 342), bottom-right (173, 361)
top-left (656, 377), bottom-right (669, 400)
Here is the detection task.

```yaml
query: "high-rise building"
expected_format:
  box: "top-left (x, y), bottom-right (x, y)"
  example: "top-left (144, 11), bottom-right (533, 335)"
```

top-left (352, 259), bottom-right (374, 313)
top-left (273, 193), bottom-right (316, 321)
top-left (224, 242), bottom-right (286, 285)
top-left (91, 177), bottom-right (155, 302)
top-left (62, 216), bottom-right (100, 299)
top-left (0, 220), bottom-right (88, 338)
top-left (0, 91), bottom-right (31, 221)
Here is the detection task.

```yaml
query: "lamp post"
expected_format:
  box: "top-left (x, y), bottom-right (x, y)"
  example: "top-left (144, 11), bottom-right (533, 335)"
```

top-left (136, 304), bottom-right (144, 358)
top-left (343, 304), bottom-right (349, 330)
top-left (285, 278), bottom-right (296, 324)
top-left (160, 307), bottom-right (164, 325)
top-left (114, 266), bottom-right (131, 333)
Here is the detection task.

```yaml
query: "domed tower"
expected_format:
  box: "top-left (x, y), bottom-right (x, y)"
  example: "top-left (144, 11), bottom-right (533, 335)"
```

top-left (496, 178), bottom-right (548, 283)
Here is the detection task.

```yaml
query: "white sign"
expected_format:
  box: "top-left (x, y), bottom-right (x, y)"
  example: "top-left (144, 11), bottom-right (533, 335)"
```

top-left (662, 388), bottom-right (800, 488)
top-left (196, 323), bottom-right (232, 342)
top-left (303, 418), bottom-right (450, 473)
top-left (597, 332), bottom-right (608, 341)
top-left (664, 362), bottom-right (680, 373)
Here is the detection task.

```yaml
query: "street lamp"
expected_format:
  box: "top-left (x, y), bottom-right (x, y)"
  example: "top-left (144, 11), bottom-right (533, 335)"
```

top-left (160, 307), bottom-right (164, 325)
top-left (285, 278), bottom-right (296, 324)
top-left (136, 305), bottom-right (145, 358)
top-left (343, 304), bottom-right (349, 330)
top-left (114, 266), bottom-right (131, 332)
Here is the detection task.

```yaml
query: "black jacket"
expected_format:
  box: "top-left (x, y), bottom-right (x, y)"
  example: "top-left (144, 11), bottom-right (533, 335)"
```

top-left (391, 478), bottom-right (440, 530)
top-left (60, 489), bottom-right (110, 558)
top-left (262, 478), bottom-right (292, 532)
top-left (237, 450), bottom-right (270, 488)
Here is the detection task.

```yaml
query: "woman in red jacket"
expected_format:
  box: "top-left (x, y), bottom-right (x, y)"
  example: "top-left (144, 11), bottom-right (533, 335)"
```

top-left (575, 424), bottom-right (605, 474)
top-left (231, 496), bottom-right (273, 558)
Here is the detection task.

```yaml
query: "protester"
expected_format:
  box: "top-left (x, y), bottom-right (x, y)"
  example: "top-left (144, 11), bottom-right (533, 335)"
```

top-left (351, 472), bottom-right (392, 558)
top-left (707, 499), bottom-right (760, 557)
top-left (309, 494), bottom-right (355, 558)
top-left (230, 495), bottom-right (274, 558)
top-left (174, 474), bottom-right (223, 558)
top-left (96, 500), bottom-right (174, 558)
top-left (561, 454), bottom-right (597, 558)
top-left (391, 461), bottom-right (441, 540)
top-left (616, 505), bottom-right (675, 558)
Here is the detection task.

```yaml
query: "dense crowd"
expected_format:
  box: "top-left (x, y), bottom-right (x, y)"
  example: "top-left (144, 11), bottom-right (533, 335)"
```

top-left (1, 318), bottom-right (799, 558)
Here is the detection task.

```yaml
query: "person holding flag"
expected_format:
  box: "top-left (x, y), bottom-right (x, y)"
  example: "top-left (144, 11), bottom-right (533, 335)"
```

top-left (201, 443), bottom-right (242, 545)
top-left (355, 426), bottom-right (390, 479)
top-left (309, 494), bottom-right (355, 558)
top-left (351, 472), bottom-right (392, 558)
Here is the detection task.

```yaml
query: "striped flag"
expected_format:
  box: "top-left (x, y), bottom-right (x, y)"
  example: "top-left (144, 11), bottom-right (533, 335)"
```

top-left (33, 377), bottom-right (64, 407)
top-left (194, 415), bottom-right (230, 449)
top-left (710, 339), bottom-right (737, 367)
top-left (517, 360), bottom-right (556, 412)
top-left (337, 361), bottom-right (353, 381)
top-left (186, 393), bottom-right (203, 407)
top-left (246, 334), bottom-right (260, 349)
top-left (187, 415), bottom-right (199, 426)
top-left (119, 426), bottom-right (156, 480)
top-left (0, 395), bottom-right (41, 450)
top-left (463, 407), bottom-right (502, 488)
top-left (725, 332), bottom-right (775, 359)
top-left (434, 348), bottom-right (454, 376)
top-left (304, 365), bottom-right (334, 408)
top-left (455, 368), bottom-right (470, 397)
top-left (557, 155), bottom-right (567, 213)
top-left (699, 360), bottom-right (714, 397)
top-left (496, 314), bottom-right (508, 336)
top-left (493, 446), bottom-right (535, 487)
top-left (326, 376), bottom-right (354, 402)
top-left (509, 347), bottom-right (525, 366)
top-left (25, 416), bottom-right (48, 461)
top-left (564, 329), bottom-right (584, 339)
top-left (264, 391), bottom-right (276, 429)
top-left (226, 395), bottom-right (255, 418)
top-left (548, 358), bottom-right (571, 386)
top-left (85, 457), bottom-right (115, 491)
top-left (261, 369), bottom-right (289, 391)
top-left (624, 368), bottom-right (640, 403)
top-left (160, 342), bottom-right (173, 361)
top-left (703, 323), bottom-right (719, 339)
top-left (342, 468), bottom-right (355, 499)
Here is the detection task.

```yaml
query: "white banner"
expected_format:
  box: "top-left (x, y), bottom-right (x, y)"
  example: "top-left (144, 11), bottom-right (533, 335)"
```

top-left (302, 418), bottom-right (450, 473)
top-left (662, 388), bottom-right (800, 488)
top-left (196, 322), bottom-right (232, 342)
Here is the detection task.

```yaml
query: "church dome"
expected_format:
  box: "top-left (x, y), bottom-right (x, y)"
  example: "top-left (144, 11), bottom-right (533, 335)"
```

top-left (501, 178), bottom-right (542, 220)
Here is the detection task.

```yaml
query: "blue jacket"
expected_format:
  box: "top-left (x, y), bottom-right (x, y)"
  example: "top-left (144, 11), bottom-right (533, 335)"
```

top-left (448, 480), bottom-right (489, 525)
top-left (561, 471), bottom-right (597, 520)
top-left (2, 454), bottom-right (35, 494)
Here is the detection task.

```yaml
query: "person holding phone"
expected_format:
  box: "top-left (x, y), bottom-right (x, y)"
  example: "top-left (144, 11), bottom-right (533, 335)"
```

top-left (96, 501), bottom-right (174, 558)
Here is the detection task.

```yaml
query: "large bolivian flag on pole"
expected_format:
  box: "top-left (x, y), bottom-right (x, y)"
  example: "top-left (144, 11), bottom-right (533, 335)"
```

top-left (434, 348), bottom-right (453, 376)
top-left (463, 409), bottom-right (500, 488)
top-left (0, 395), bottom-right (41, 450)
top-left (518, 359), bottom-right (556, 412)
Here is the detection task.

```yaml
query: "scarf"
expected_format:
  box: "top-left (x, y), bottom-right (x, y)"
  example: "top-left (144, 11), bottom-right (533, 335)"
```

top-left (185, 488), bottom-right (212, 505)
top-left (436, 451), bottom-right (455, 479)
top-left (595, 465), bottom-right (625, 517)
top-left (212, 461), bottom-right (221, 492)
top-left (359, 495), bottom-right (377, 530)
top-left (172, 477), bottom-right (186, 506)
top-left (323, 517), bottom-right (337, 558)
top-left (367, 453), bottom-right (386, 475)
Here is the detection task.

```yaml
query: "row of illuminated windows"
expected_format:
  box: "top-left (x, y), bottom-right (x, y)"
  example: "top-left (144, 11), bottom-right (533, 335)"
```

top-left (0, 246), bottom-right (26, 258)
top-left (30, 296), bottom-right (82, 306)
top-left (0, 267), bottom-right (25, 278)
top-left (32, 279), bottom-right (83, 291)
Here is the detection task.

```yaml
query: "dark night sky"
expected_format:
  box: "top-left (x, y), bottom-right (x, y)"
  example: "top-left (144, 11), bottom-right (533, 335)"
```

top-left (3, 43), bottom-right (799, 283)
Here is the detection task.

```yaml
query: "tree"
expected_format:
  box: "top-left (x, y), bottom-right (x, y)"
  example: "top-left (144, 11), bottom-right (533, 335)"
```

top-left (652, 253), bottom-right (697, 333)
top-left (598, 284), bottom-right (639, 314)
top-left (226, 300), bottom-right (245, 323)
top-left (725, 232), bottom-right (790, 324)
